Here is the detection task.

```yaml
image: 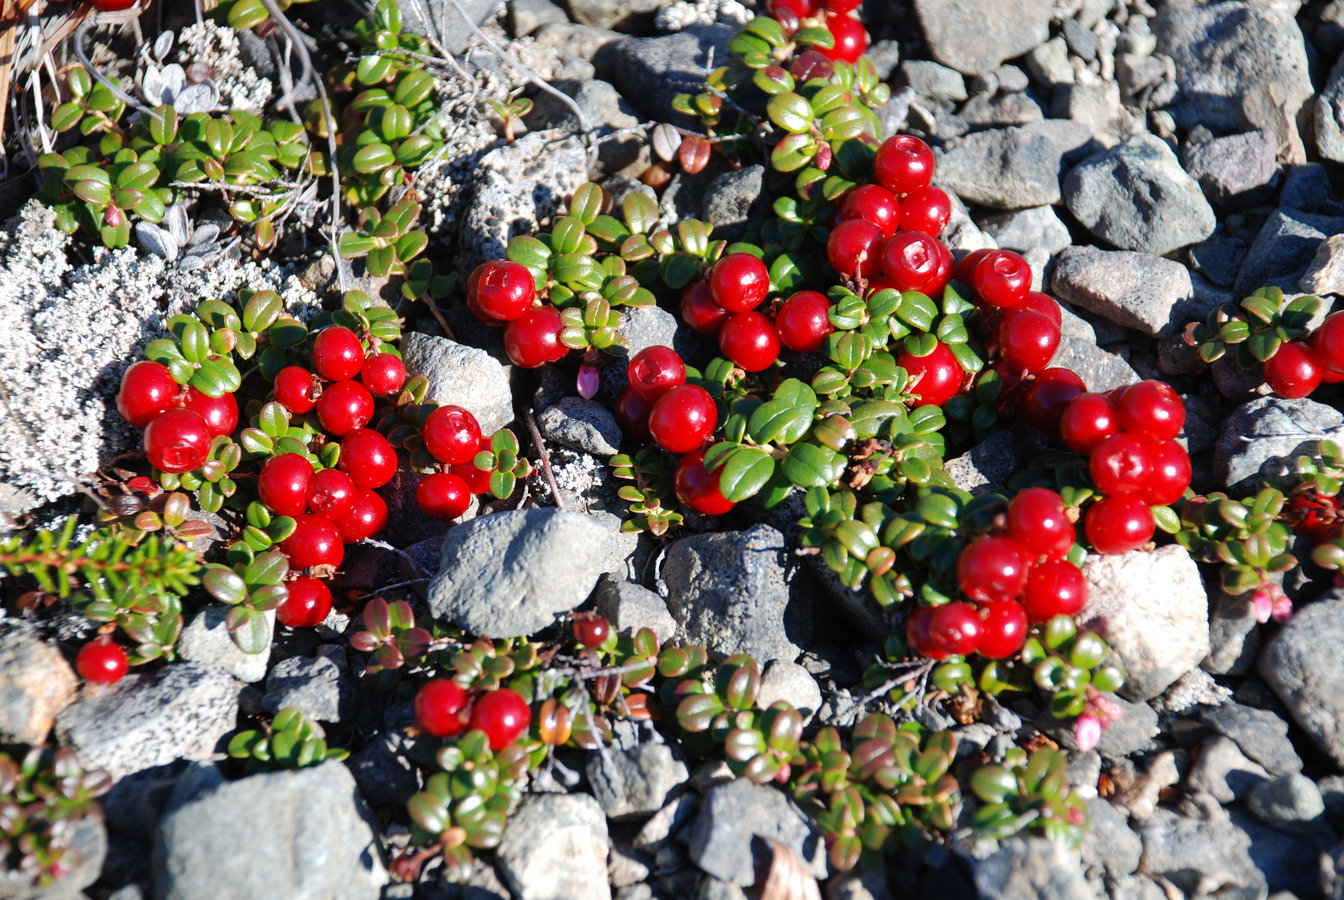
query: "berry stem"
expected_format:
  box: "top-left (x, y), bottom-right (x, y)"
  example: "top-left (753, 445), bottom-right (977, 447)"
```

top-left (524, 408), bottom-right (566, 510)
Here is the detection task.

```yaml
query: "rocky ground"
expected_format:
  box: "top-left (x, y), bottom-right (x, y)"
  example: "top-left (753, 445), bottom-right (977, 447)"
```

top-left (7, 0), bottom-right (1344, 898)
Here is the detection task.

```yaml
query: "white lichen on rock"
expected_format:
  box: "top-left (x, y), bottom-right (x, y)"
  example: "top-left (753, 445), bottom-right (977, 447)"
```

top-left (177, 21), bottom-right (274, 113)
top-left (656, 0), bottom-right (752, 30)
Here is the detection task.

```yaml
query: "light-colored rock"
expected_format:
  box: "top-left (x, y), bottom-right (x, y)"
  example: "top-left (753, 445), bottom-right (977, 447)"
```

top-left (1299, 233), bottom-right (1344, 295)
top-left (400, 331), bottom-right (514, 434)
top-left (756, 660), bottom-right (823, 723)
top-left (177, 606), bottom-right (273, 683)
top-left (686, 778), bottom-right (825, 886)
top-left (1050, 246), bottom-right (1201, 338)
top-left (0, 629), bottom-right (78, 744)
top-left (496, 793), bottom-right (611, 900)
top-left (1260, 593), bottom-right (1344, 767)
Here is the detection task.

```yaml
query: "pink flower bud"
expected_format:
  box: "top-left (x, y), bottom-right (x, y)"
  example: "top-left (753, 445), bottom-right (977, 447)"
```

top-left (1074, 713), bottom-right (1101, 752)
top-left (577, 363), bottom-right (599, 400)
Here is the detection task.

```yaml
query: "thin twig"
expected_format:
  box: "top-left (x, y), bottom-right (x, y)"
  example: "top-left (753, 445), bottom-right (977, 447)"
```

top-left (72, 16), bottom-right (164, 125)
top-left (356, 577), bottom-right (429, 600)
top-left (357, 537), bottom-right (435, 576)
top-left (524, 408), bottom-right (565, 510)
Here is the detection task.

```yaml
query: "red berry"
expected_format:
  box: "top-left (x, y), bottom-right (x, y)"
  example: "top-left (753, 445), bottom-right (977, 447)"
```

top-left (315, 380), bottom-right (374, 436)
top-left (76, 637), bottom-right (128, 684)
top-left (839, 184), bottom-right (901, 238)
top-left (1264, 341), bottom-right (1323, 399)
top-left (1022, 368), bottom-right (1087, 434)
top-left (360, 353), bottom-right (407, 396)
top-left (905, 606), bottom-right (947, 661)
top-left (719, 311), bottom-right (781, 372)
top-left (307, 468), bottom-right (357, 520)
top-left (765, 0), bottom-right (815, 17)
top-left (469, 260), bottom-right (536, 322)
top-left (273, 366), bottom-right (319, 414)
top-left (957, 537), bottom-right (1029, 605)
top-left (613, 387), bottom-right (653, 443)
top-left (896, 340), bottom-right (963, 407)
top-left (1288, 491), bottom-right (1344, 543)
top-left (258, 453), bottom-right (314, 516)
top-left (281, 514), bottom-right (345, 569)
top-left (1021, 560), bottom-right (1088, 622)
top-left (648, 385), bottom-right (717, 454)
top-left (414, 679), bottom-right (469, 738)
top-left (93, 0), bottom-right (138, 9)
top-left (827, 0), bottom-right (861, 10)
top-left (338, 428), bottom-right (398, 489)
top-left (1140, 439), bottom-right (1191, 506)
top-left (573, 612), bottom-right (610, 649)
top-left (628, 346), bottom-right (686, 402)
top-left (504, 306), bottom-right (567, 368)
top-left (898, 185), bottom-right (951, 237)
top-left (820, 12), bottom-right (867, 62)
top-left (927, 601), bottom-right (982, 657)
top-left (775, 291), bottom-right (834, 353)
top-left (1020, 292), bottom-right (1063, 329)
top-left (971, 250), bottom-right (1031, 309)
top-left (424, 405), bottom-right (483, 466)
top-left (1059, 393), bottom-right (1119, 455)
top-left (681, 280), bottom-right (730, 334)
top-left (1088, 433), bottom-right (1153, 497)
top-left (976, 601), bottom-right (1029, 659)
top-left (674, 449), bottom-right (736, 515)
top-left (827, 218), bottom-right (886, 280)
top-left (881, 231), bottom-right (946, 295)
top-left (1115, 381), bottom-right (1184, 442)
top-left (277, 575), bottom-right (332, 628)
top-left (451, 436), bottom-right (495, 495)
top-left (468, 688), bottom-right (531, 750)
top-left (709, 253), bottom-right (771, 313)
top-left (312, 327), bottom-right (365, 382)
top-left (182, 388), bottom-right (238, 438)
top-left (955, 248), bottom-right (993, 286)
top-left (143, 408), bottom-right (212, 473)
top-left (997, 309), bottom-right (1060, 373)
top-left (117, 360), bottom-right (178, 426)
top-left (417, 472), bottom-right (472, 521)
top-left (1313, 311), bottom-right (1344, 374)
top-left (874, 135), bottom-right (934, 195)
top-left (1006, 487), bottom-right (1075, 559)
top-left (1084, 494), bottom-right (1155, 554)
top-left (332, 488), bottom-right (388, 542)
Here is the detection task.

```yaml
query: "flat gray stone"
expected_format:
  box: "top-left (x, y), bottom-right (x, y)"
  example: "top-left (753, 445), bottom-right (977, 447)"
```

top-left (1081, 798), bottom-right (1142, 877)
top-left (262, 653), bottom-right (353, 723)
top-left (1213, 396), bottom-right (1344, 493)
top-left (1138, 807), bottom-right (1265, 899)
top-left (529, 79), bottom-right (646, 179)
top-left (701, 166), bottom-right (766, 243)
top-left (400, 331), bottom-right (514, 434)
top-left (586, 743), bottom-right (689, 820)
top-left (1300, 233), bottom-right (1344, 295)
top-left (1248, 774), bottom-right (1326, 834)
top-left (1051, 333), bottom-right (1142, 393)
top-left (495, 793), bottom-right (611, 900)
top-left (900, 60), bottom-right (967, 102)
top-left (1051, 246), bottom-right (1201, 338)
top-left (912, 0), bottom-right (1053, 76)
top-left (1235, 208), bottom-right (1344, 295)
top-left (933, 128), bottom-right (1062, 210)
top-left (177, 606), bottom-right (273, 684)
top-left (1187, 735), bottom-right (1271, 803)
top-left (597, 26), bottom-right (734, 125)
top-left (979, 206), bottom-right (1071, 256)
top-left (756, 660), bottom-right (823, 724)
top-left (958, 836), bottom-right (1093, 900)
top-left (1260, 594), bottom-right (1344, 767)
top-left (592, 576), bottom-right (677, 644)
top-left (1192, 702), bottom-right (1303, 777)
top-left (1182, 130), bottom-right (1280, 206)
top-left (536, 396), bottom-right (622, 457)
top-left (686, 779), bottom-right (825, 886)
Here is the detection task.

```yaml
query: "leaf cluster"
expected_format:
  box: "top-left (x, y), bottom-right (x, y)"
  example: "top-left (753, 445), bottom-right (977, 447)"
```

top-left (0, 748), bottom-right (112, 889)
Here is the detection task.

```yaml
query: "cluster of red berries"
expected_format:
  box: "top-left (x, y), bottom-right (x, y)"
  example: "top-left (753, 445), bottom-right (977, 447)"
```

top-left (906, 488), bottom-right (1086, 661)
top-left (414, 681), bottom-right (532, 749)
top-left (764, 0), bottom-right (867, 62)
top-left (464, 259), bottom-right (567, 369)
top-left (1263, 310), bottom-right (1344, 398)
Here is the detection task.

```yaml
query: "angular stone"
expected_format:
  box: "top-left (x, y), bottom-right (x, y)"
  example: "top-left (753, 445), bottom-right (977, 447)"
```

top-left (912, 0), bottom-right (1054, 76)
top-left (756, 660), bottom-right (823, 724)
top-left (177, 606), bottom-right (273, 684)
top-left (1213, 396), bottom-right (1344, 493)
top-left (1248, 774), bottom-right (1325, 834)
top-left (1081, 798), bottom-right (1142, 877)
top-left (900, 60), bottom-right (967, 102)
top-left (1192, 701), bottom-right (1303, 777)
top-left (0, 629), bottom-right (77, 745)
top-left (1235, 208), bottom-right (1344, 295)
top-left (701, 166), bottom-right (766, 243)
top-left (979, 206), bottom-right (1070, 256)
top-left (1138, 807), bottom-right (1265, 899)
top-left (262, 652), bottom-right (353, 723)
top-left (586, 743), bottom-right (689, 820)
top-left (593, 576), bottom-right (677, 644)
top-left (496, 793), bottom-right (611, 900)
top-left (1051, 246), bottom-right (1200, 338)
top-left (1187, 735), bottom-right (1270, 803)
top-left (933, 128), bottom-right (1062, 210)
top-left (400, 331), bottom-right (514, 433)
top-left (958, 836), bottom-right (1093, 900)
top-left (1182, 130), bottom-right (1280, 206)
top-left (1260, 594), bottom-right (1344, 767)
top-left (686, 778), bottom-right (825, 886)
top-left (1051, 334), bottom-right (1141, 393)
top-left (529, 80), bottom-right (646, 179)
top-left (597, 26), bottom-right (734, 124)
top-left (1299, 233), bottom-right (1344, 296)
top-left (536, 397), bottom-right (622, 457)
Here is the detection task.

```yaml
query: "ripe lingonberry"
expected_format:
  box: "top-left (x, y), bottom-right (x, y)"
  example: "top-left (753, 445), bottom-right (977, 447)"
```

top-left (839, 184), bottom-right (901, 238)
top-left (415, 679), bottom-right (470, 738)
top-left (1022, 368), bottom-right (1086, 434)
top-left (765, 0), bottom-right (815, 18)
top-left (117, 360), bottom-right (179, 426)
top-left (681, 280), bottom-right (730, 334)
top-left (273, 366), bottom-right (319, 414)
top-left (628, 346), bottom-right (686, 402)
top-left (775, 291), bottom-right (834, 353)
top-left (1084, 494), bottom-right (1155, 555)
top-left (332, 488), bottom-right (388, 542)
top-left (971, 250), bottom-right (1031, 309)
top-left (338, 429), bottom-right (398, 489)
top-left (1006, 487), bottom-right (1075, 559)
top-left (424, 405), bottom-right (483, 466)
top-left (306, 468), bottom-right (357, 520)
top-left (143, 408), bottom-right (212, 473)
top-left (315, 380), bottom-right (374, 436)
top-left (927, 601), bottom-right (982, 657)
top-left (957, 537), bottom-right (1029, 605)
top-left (417, 472), bottom-right (472, 521)
top-left (1313, 311), bottom-right (1344, 374)
top-left (648, 385), bottom-right (717, 454)
top-left (614, 388), bottom-right (653, 443)
top-left (1264, 341), bottom-right (1323, 399)
top-left (820, 13), bottom-right (867, 62)
top-left (182, 387), bottom-right (238, 439)
top-left (896, 340), bottom-right (962, 407)
top-left (281, 514), bottom-right (345, 569)
top-left (468, 260), bottom-right (536, 322)
top-left (93, 0), bottom-right (139, 10)
top-left (76, 637), bottom-right (128, 684)
top-left (1140, 439), bottom-right (1192, 506)
top-left (1021, 560), bottom-right (1088, 622)
top-left (709, 253), bottom-right (771, 312)
top-left (504, 306), bottom-right (567, 368)
top-left (1288, 491), bottom-right (1343, 543)
top-left (1059, 393), bottom-right (1119, 454)
top-left (790, 50), bottom-right (835, 81)
top-left (976, 601), bottom-right (1029, 659)
top-left (360, 353), bottom-right (407, 396)
top-left (827, 218), bottom-right (886, 279)
top-left (718, 311), bottom-right (782, 372)
top-left (1088, 433), bottom-right (1153, 497)
top-left (468, 688), bottom-right (531, 750)
top-left (573, 612), bottom-right (610, 649)
top-left (1115, 381), bottom-right (1184, 442)
top-left (955, 248), bottom-right (993, 286)
top-left (312, 327), bottom-right (365, 382)
top-left (258, 453), bottom-right (315, 516)
top-left (898, 185), bottom-right (951, 237)
top-left (451, 457), bottom-right (494, 495)
top-left (1020, 292), bottom-right (1062, 328)
top-left (874, 135), bottom-right (934, 195)
top-left (997, 309), bottom-right (1060, 373)
top-left (674, 449), bottom-right (736, 515)
top-left (881, 231), bottom-right (945, 295)
top-left (277, 575), bottom-right (333, 628)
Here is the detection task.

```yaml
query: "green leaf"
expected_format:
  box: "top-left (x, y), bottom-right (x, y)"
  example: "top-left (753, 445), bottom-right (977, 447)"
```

top-left (782, 443), bottom-right (843, 488)
top-left (748, 399), bottom-right (813, 445)
top-left (896, 292), bottom-right (938, 332)
top-left (770, 133), bottom-right (817, 173)
top-left (226, 607), bottom-right (270, 654)
top-left (766, 93), bottom-right (814, 134)
top-left (203, 566), bottom-right (247, 605)
top-left (244, 550), bottom-right (289, 587)
top-left (717, 447), bottom-right (775, 502)
top-left (352, 142), bottom-right (396, 175)
top-left (394, 71), bottom-right (436, 107)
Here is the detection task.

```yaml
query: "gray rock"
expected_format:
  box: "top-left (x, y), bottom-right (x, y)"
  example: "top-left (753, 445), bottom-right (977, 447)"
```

top-left (531, 20), bottom-right (623, 61)
top-left (1063, 135), bottom-right (1216, 256)
top-left (634, 794), bottom-right (698, 850)
top-left (537, 397), bottom-right (622, 457)
top-left (1051, 246), bottom-right (1201, 338)
top-left (1187, 735), bottom-right (1271, 803)
top-left (1081, 798), bottom-right (1142, 877)
top-left (1248, 774), bottom-right (1326, 834)
top-left (959, 92), bottom-right (1045, 128)
top-left (177, 606), bottom-right (273, 684)
top-left (1188, 236), bottom-right (1248, 288)
top-left (1097, 695), bottom-right (1160, 758)
top-left (1203, 588), bottom-right (1261, 676)
top-left (593, 576), bottom-right (677, 644)
top-left (566, 0), bottom-right (667, 29)
top-left (597, 26), bottom-right (734, 124)
top-left (1063, 18), bottom-right (1100, 60)
top-left (401, 332), bottom-right (514, 433)
top-left (1281, 163), bottom-right (1341, 215)
top-left (1233, 807), bottom-right (1332, 896)
top-left (1300, 233), bottom-right (1344, 296)
top-left (0, 815), bottom-right (105, 899)
top-left (944, 431), bottom-right (1022, 495)
top-left (1260, 594), bottom-right (1344, 767)
top-left (1138, 807), bottom-right (1265, 899)
top-left (1052, 82), bottom-right (1141, 149)
top-left (509, 0), bottom-right (567, 36)
top-left (348, 737), bottom-right (419, 808)
top-left (1051, 334), bottom-right (1142, 392)
top-left (0, 629), bottom-right (77, 744)
top-left (994, 64), bottom-right (1030, 94)
top-left (1155, 0), bottom-right (1313, 136)
top-left (1026, 38), bottom-right (1074, 86)
top-left (495, 793), bottom-right (611, 900)
top-left (587, 743), bottom-right (689, 820)
top-left (262, 653), bottom-right (352, 723)
top-left (56, 663), bottom-right (238, 781)
top-left (980, 206), bottom-right (1071, 256)
top-left (153, 761), bottom-right (386, 899)
top-left (755, 660), bottom-right (822, 724)
top-left (1079, 546), bottom-right (1209, 702)
top-left (933, 128), bottom-right (1062, 209)
top-left (1182, 131), bottom-right (1280, 206)
top-left (899, 60), bottom-right (967, 102)
top-left (663, 524), bottom-right (813, 663)
top-left (399, 0), bottom-right (500, 54)
top-left (529, 80), bottom-right (646, 179)
top-left (701, 166), bottom-right (765, 243)
top-left (1020, 118), bottom-right (1098, 160)
top-left (1235, 208), bottom-right (1344, 295)
top-left (1192, 702), bottom-right (1303, 777)
top-left (958, 836), bottom-right (1093, 900)
top-left (1213, 396), bottom-right (1344, 493)
top-left (1316, 51), bottom-right (1344, 165)
top-left (912, 0), bottom-right (1053, 76)
top-left (686, 779), bottom-right (825, 886)
top-left (1103, 874), bottom-right (1166, 900)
